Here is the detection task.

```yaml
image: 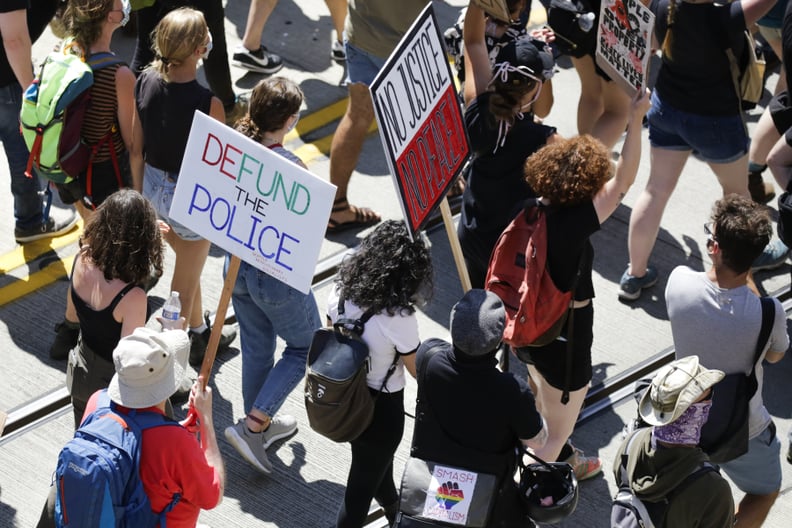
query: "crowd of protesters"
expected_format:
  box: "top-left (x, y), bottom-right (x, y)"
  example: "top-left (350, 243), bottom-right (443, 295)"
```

top-left (4, 0), bottom-right (792, 527)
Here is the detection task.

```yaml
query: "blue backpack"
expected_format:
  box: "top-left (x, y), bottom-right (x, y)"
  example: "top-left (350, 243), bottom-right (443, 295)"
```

top-left (54, 390), bottom-right (181, 528)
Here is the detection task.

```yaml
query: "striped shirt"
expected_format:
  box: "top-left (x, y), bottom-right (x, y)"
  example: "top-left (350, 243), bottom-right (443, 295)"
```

top-left (80, 60), bottom-right (124, 163)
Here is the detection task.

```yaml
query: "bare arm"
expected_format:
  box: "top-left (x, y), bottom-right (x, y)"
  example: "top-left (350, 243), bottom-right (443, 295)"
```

top-left (116, 288), bottom-right (147, 337)
top-left (592, 90), bottom-right (651, 223)
top-left (741, 0), bottom-right (777, 27)
top-left (191, 376), bottom-right (226, 503)
top-left (402, 350), bottom-right (417, 379)
top-left (115, 66), bottom-right (137, 153)
top-left (130, 106), bottom-right (144, 192)
top-left (0, 10), bottom-right (34, 88)
top-left (208, 95), bottom-right (225, 124)
top-left (532, 79), bottom-right (553, 119)
top-left (463, 3), bottom-right (492, 107)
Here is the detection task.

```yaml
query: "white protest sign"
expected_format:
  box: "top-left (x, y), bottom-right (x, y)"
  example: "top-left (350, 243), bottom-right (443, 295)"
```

top-left (370, 3), bottom-right (470, 237)
top-left (420, 464), bottom-right (479, 525)
top-left (170, 111), bottom-right (336, 294)
top-left (595, 0), bottom-right (654, 97)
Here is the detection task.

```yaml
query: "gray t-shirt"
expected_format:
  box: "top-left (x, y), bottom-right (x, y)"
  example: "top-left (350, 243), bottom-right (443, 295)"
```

top-left (665, 266), bottom-right (788, 438)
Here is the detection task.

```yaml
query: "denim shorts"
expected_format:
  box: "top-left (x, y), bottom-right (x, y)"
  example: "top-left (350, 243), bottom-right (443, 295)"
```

top-left (647, 91), bottom-right (749, 163)
top-left (345, 41), bottom-right (386, 86)
top-left (719, 421), bottom-right (782, 495)
top-left (142, 164), bottom-right (202, 241)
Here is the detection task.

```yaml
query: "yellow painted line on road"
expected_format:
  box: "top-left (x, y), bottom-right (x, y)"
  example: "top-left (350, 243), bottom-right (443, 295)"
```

top-left (0, 220), bottom-right (82, 275)
top-left (293, 119), bottom-right (379, 166)
top-left (0, 254), bottom-right (74, 307)
top-left (0, 94), bottom-right (363, 304)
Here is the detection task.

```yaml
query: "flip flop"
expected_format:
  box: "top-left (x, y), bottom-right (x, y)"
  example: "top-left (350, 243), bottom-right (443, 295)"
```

top-left (326, 199), bottom-right (381, 234)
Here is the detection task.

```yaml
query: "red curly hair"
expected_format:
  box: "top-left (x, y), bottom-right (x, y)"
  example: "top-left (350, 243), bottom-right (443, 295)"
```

top-left (523, 135), bottom-right (612, 206)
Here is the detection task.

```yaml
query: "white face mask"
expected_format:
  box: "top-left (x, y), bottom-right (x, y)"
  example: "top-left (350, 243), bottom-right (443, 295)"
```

top-left (287, 112), bottom-right (300, 132)
top-left (119, 0), bottom-right (131, 27)
top-left (201, 31), bottom-right (213, 60)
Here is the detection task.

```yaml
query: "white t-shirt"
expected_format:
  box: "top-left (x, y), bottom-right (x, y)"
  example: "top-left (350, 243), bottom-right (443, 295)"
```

top-left (665, 266), bottom-right (789, 438)
top-left (327, 285), bottom-right (419, 393)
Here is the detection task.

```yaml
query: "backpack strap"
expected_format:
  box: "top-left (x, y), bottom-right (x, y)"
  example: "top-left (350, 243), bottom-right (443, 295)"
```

top-left (82, 52), bottom-right (125, 209)
top-left (750, 297), bottom-right (775, 382)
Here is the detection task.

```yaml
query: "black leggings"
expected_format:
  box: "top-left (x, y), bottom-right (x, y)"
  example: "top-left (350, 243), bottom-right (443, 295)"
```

top-left (336, 390), bottom-right (405, 528)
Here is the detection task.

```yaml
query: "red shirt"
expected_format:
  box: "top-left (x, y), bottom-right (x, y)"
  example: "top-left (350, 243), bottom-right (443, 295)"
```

top-left (84, 391), bottom-right (222, 527)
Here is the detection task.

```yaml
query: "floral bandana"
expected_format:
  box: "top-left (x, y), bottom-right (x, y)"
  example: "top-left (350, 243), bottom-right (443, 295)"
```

top-left (652, 400), bottom-right (712, 446)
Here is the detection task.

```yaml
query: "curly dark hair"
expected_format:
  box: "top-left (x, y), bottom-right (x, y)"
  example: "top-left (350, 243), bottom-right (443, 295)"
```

top-left (523, 135), bottom-right (612, 206)
top-left (711, 194), bottom-right (772, 273)
top-left (79, 189), bottom-right (164, 284)
top-left (336, 220), bottom-right (434, 316)
top-left (235, 77), bottom-right (303, 141)
top-left (63, 0), bottom-right (115, 55)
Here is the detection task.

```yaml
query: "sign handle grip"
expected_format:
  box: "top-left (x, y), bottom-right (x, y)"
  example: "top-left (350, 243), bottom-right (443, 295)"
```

top-left (441, 198), bottom-right (471, 293)
top-left (198, 255), bottom-right (241, 389)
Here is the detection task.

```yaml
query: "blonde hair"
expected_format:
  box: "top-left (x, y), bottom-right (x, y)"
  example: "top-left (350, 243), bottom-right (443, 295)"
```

top-left (63, 0), bottom-right (115, 55)
top-left (150, 7), bottom-right (208, 80)
top-left (661, 0), bottom-right (677, 61)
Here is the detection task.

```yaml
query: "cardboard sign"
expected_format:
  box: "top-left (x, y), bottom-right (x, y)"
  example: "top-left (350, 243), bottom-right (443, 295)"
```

top-left (170, 111), bottom-right (336, 294)
top-left (595, 0), bottom-right (654, 97)
top-left (471, 0), bottom-right (511, 23)
top-left (420, 464), bottom-right (479, 525)
top-left (371, 3), bottom-right (470, 237)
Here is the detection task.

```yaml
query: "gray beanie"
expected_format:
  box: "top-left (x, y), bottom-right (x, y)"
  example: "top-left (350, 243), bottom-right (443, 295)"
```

top-left (450, 289), bottom-right (506, 356)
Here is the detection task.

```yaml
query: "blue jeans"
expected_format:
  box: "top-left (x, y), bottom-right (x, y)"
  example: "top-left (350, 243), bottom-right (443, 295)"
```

top-left (1, 83), bottom-right (43, 228)
top-left (647, 91), bottom-right (748, 163)
top-left (142, 164), bottom-right (202, 241)
top-left (345, 41), bottom-right (386, 85)
top-left (230, 258), bottom-right (322, 417)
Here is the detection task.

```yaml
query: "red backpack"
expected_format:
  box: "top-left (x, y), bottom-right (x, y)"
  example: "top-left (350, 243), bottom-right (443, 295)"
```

top-left (485, 200), bottom-right (574, 348)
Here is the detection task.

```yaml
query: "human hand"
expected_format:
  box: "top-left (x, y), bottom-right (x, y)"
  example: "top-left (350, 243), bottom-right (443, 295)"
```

top-left (629, 89), bottom-right (651, 121)
top-left (189, 375), bottom-right (213, 418)
top-left (533, 26), bottom-right (556, 44)
top-left (157, 315), bottom-right (187, 331)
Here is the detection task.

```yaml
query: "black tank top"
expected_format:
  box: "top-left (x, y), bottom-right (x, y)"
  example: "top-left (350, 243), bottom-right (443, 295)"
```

top-left (134, 68), bottom-right (213, 173)
top-left (71, 266), bottom-right (138, 361)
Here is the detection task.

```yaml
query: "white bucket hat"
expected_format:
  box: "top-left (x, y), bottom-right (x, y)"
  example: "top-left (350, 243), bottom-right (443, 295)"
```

top-left (108, 327), bottom-right (190, 409)
top-left (638, 356), bottom-right (724, 426)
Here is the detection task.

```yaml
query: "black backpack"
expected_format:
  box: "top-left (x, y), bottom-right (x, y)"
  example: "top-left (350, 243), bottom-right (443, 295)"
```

top-left (698, 297), bottom-right (774, 463)
top-left (304, 295), bottom-right (397, 443)
top-left (611, 429), bottom-right (717, 528)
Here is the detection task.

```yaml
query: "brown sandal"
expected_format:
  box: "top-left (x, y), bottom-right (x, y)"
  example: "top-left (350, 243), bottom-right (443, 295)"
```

top-left (326, 198), bottom-right (381, 234)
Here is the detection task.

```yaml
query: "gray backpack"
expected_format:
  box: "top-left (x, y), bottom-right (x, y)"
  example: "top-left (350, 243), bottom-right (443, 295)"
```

top-left (611, 430), bottom-right (716, 528)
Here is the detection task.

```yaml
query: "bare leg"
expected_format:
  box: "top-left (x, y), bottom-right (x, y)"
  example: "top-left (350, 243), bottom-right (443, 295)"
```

top-left (748, 109), bottom-right (782, 167)
top-left (328, 82), bottom-right (381, 224)
top-left (627, 148), bottom-right (689, 277)
top-left (242, 0), bottom-right (278, 52)
top-left (709, 153), bottom-right (751, 197)
top-left (325, 0), bottom-right (346, 42)
top-left (734, 491), bottom-right (779, 528)
top-left (527, 364), bottom-right (588, 462)
top-left (163, 230), bottom-right (211, 329)
top-left (591, 77), bottom-right (631, 151)
top-left (571, 55), bottom-right (604, 138)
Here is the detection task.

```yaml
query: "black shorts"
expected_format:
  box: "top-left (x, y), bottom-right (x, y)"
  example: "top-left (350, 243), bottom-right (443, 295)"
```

top-left (514, 302), bottom-right (594, 392)
top-left (770, 91), bottom-right (792, 135)
top-left (55, 152), bottom-right (131, 209)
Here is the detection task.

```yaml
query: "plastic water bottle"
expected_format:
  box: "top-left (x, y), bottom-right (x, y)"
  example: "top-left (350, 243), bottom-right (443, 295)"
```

top-left (161, 291), bottom-right (181, 330)
top-left (578, 12), bottom-right (596, 33)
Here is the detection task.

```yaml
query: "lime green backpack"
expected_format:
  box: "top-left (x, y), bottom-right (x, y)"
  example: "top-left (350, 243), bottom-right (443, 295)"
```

top-left (20, 43), bottom-right (122, 185)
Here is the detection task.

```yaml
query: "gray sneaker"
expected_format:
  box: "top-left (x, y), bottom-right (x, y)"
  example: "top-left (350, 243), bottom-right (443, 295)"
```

top-left (261, 414), bottom-right (298, 449)
top-left (224, 420), bottom-right (273, 474)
